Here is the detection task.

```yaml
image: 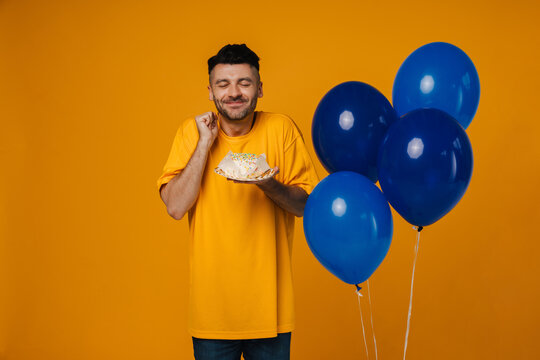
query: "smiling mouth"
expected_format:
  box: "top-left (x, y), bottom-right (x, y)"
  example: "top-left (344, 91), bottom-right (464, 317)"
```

top-left (225, 101), bottom-right (246, 107)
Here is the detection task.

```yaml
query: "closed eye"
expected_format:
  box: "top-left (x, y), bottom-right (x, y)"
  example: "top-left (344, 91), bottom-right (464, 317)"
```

top-left (215, 80), bottom-right (230, 87)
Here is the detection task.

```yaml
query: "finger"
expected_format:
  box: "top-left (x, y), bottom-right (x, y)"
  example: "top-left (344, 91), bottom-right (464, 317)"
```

top-left (197, 112), bottom-right (213, 123)
top-left (196, 116), bottom-right (207, 126)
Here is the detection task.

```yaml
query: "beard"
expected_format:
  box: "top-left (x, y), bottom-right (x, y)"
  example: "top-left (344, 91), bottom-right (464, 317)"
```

top-left (214, 96), bottom-right (258, 121)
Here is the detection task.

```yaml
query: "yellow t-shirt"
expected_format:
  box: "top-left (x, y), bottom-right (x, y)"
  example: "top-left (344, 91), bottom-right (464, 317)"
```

top-left (157, 111), bottom-right (319, 340)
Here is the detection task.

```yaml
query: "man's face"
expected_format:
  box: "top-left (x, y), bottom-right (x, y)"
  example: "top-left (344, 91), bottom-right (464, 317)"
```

top-left (208, 63), bottom-right (263, 121)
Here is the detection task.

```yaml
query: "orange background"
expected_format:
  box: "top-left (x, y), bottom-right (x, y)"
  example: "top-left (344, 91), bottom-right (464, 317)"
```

top-left (1, 0), bottom-right (539, 359)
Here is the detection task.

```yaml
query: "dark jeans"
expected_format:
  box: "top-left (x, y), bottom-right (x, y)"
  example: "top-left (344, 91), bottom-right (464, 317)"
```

top-left (192, 332), bottom-right (291, 360)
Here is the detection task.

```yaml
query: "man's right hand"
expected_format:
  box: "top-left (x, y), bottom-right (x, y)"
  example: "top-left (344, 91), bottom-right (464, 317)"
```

top-left (161, 111), bottom-right (219, 220)
top-left (195, 112), bottom-right (218, 148)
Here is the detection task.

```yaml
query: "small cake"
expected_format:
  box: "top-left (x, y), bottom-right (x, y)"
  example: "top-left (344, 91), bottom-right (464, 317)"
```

top-left (215, 151), bottom-right (275, 181)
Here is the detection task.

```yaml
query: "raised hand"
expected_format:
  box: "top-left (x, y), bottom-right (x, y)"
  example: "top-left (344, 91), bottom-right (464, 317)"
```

top-left (195, 111), bottom-right (218, 148)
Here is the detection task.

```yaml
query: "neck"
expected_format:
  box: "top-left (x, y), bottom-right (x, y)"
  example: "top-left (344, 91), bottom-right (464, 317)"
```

top-left (219, 112), bottom-right (255, 137)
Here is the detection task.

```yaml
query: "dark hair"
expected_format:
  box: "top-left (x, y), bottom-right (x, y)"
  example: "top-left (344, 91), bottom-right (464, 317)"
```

top-left (207, 44), bottom-right (260, 75)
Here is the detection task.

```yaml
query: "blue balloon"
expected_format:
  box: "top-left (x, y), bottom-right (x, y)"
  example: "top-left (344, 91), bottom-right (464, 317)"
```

top-left (377, 109), bottom-right (473, 227)
top-left (303, 172), bottom-right (393, 285)
top-left (312, 81), bottom-right (398, 182)
top-left (393, 42), bottom-right (480, 129)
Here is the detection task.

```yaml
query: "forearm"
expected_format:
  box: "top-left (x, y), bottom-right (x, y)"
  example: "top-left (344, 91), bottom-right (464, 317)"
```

top-left (160, 140), bottom-right (212, 219)
top-left (257, 179), bottom-right (309, 217)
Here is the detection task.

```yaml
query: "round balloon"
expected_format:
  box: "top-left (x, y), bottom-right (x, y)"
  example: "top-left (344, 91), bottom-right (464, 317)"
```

top-left (377, 108), bottom-right (473, 227)
top-left (303, 171), bottom-right (393, 285)
top-left (393, 42), bottom-right (480, 129)
top-left (312, 81), bottom-right (398, 182)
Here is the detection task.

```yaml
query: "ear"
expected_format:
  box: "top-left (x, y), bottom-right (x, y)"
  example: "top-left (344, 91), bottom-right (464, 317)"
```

top-left (208, 85), bottom-right (214, 101)
top-left (258, 82), bottom-right (263, 98)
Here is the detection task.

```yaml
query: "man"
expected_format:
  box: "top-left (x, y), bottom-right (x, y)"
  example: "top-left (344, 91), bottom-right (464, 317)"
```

top-left (157, 44), bottom-right (318, 360)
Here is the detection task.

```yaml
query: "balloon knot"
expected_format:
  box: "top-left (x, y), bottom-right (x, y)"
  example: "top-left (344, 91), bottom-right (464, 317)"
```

top-left (355, 284), bottom-right (362, 296)
top-left (413, 226), bottom-right (424, 232)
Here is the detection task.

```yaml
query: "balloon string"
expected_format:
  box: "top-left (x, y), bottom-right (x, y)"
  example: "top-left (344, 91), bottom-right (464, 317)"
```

top-left (367, 280), bottom-right (378, 360)
top-left (403, 226), bottom-right (422, 360)
top-left (356, 286), bottom-right (370, 360)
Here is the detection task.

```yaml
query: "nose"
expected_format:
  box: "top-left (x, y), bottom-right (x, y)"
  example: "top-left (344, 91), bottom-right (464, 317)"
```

top-left (228, 84), bottom-right (242, 98)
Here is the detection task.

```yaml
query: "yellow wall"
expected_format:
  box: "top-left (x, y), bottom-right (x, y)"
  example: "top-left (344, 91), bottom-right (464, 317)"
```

top-left (1, 0), bottom-right (539, 359)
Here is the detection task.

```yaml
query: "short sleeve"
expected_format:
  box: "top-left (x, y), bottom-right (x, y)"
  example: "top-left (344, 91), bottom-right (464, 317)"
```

top-left (280, 123), bottom-right (319, 195)
top-left (156, 119), bottom-right (198, 192)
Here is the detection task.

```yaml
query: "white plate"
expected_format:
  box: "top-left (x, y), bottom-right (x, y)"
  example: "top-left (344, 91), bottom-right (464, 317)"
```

top-left (214, 167), bottom-right (276, 181)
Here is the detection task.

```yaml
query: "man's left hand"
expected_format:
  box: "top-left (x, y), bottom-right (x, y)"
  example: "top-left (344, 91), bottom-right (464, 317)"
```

top-left (228, 167), bottom-right (280, 187)
top-left (227, 167), bottom-right (308, 217)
